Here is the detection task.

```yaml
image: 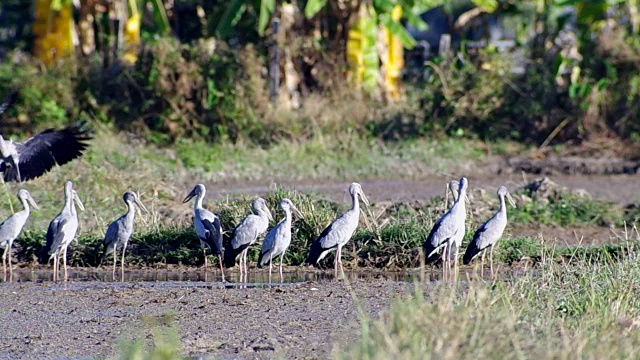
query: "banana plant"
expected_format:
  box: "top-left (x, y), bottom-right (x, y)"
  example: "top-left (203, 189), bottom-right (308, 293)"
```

top-left (216, 0), bottom-right (279, 38)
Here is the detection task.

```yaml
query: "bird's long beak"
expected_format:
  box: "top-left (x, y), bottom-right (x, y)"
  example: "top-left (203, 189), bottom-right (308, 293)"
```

top-left (183, 188), bottom-right (196, 203)
top-left (73, 191), bottom-right (85, 212)
top-left (291, 205), bottom-right (303, 219)
top-left (506, 192), bottom-right (517, 208)
top-left (359, 191), bottom-right (370, 207)
top-left (265, 206), bottom-right (274, 221)
top-left (135, 195), bottom-right (149, 214)
top-left (28, 194), bottom-right (39, 210)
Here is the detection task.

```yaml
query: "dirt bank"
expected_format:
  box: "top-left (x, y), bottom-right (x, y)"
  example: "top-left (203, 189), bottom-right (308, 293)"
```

top-left (0, 278), bottom-right (415, 360)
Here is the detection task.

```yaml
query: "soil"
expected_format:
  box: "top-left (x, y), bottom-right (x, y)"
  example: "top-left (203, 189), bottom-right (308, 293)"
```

top-left (0, 277), bottom-right (415, 360)
top-left (203, 174), bottom-right (640, 205)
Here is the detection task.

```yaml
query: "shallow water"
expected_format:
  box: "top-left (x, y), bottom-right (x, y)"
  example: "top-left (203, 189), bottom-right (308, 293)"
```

top-left (1, 267), bottom-right (528, 287)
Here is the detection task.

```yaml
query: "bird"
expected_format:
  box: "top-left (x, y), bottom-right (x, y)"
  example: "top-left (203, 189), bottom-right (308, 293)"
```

top-left (0, 189), bottom-right (38, 282)
top-left (444, 179), bottom-right (460, 209)
top-left (223, 197), bottom-right (273, 282)
top-left (257, 198), bottom-right (303, 284)
top-left (183, 184), bottom-right (226, 282)
top-left (306, 182), bottom-right (370, 278)
top-left (47, 181), bottom-right (85, 282)
top-left (0, 121), bottom-right (93, 183)
top-left (423, 177), bottom-right (469, 279)
top-left (102, 191), bottom-right (149, 281)
top-left (463, 186), bottom-right (516, 276)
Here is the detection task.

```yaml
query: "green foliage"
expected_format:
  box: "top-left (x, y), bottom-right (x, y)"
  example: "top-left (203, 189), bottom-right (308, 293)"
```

top-left (115, 317), bottom-right (184, 360)
top-left (509, 194), bottom-right (619, 227)
top-left (304, 0), bottom-right (328, 18)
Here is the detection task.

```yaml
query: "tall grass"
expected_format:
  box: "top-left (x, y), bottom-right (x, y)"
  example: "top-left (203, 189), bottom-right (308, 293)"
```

top-left (335, 240), bottom-right (640, 359)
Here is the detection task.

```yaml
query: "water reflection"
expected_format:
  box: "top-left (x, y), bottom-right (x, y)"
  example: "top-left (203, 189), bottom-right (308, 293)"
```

top-left (0, 266), bottom-right (532, 287)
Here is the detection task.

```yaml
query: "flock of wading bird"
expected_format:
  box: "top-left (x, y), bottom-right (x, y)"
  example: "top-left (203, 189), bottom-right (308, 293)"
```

top-left (0, 91), bottom-right (516, 283)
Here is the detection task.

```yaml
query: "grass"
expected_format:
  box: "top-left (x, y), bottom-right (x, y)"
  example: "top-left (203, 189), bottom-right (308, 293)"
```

top-left (0, 127), bottom-right (629, 270)
top-left (335, 239), bottom-right (640, 359)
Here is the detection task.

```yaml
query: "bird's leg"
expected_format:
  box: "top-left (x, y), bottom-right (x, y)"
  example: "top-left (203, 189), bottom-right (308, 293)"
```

top-left (2, 246), bottom-right (7, 282)
top-left (202, 247), bottom-right (208, 273)
top-left (490, 243), bottom-right (496, 278)
top-left (268, 253), bottom-right (273, 285)
top-left (53, 253), bottom-right (57, 282)
top-left (480, 251), bottom-right (486, 277)
top-left (279, 253), bottom-right (284, 284)
top-left (218, 255), bottom-right (226, 283)
top-left (453, 245), bottom-right (459, 283)
top-left (112, 248), bottom-right (117, 281)
top-left (63, 246), bottom-right (68, 282)
top-left (441, 245), bottom-right (448, 281)
top-left (334, 250), bottom-right (338, 279)
top-left (244, 249), bottom-right (249, 282)
top-left (241, 249), bottom-right (247, 282)
top-left (121, 243), bottom-right (128, 282)
top-left (8, 244), bottom-right (12, 282)
top-left (338, 246), bottom-right (345, 280)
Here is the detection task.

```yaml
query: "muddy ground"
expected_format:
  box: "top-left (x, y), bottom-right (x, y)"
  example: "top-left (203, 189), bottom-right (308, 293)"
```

top-left (205, 174), bottom-right (640, 205)
top-left (0, 277), bottom-right (416, 360)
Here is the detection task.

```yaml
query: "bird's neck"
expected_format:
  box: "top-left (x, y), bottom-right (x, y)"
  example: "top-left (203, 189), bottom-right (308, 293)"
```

top-left (452, 191), bottom-right (466, 213)
top-left (350, 193), bottom-right (359, 212)
top-left (284, 209), bottom-right (292, 224)
top-left (0, 137), bottom-right (16, 158)
top-left (194, 194), bottom-right (204, 211)
top-left (126, 201), bottom-right (136, 219)
top-left (498, 195), bottom-right (507, 215)
top-left (19, 197), bottom-right (30, 214)
top-left (64, 193), bottom-right (74, 213)
top-left (257, 210), bottom-right (269, 222)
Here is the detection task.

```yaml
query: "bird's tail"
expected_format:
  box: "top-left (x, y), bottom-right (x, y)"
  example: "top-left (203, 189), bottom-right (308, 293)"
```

top-left (99, 243), bottom-right (114, 265)
top-left (463, 241), bottom-right (481, 265)
top-left (305, 240), bottom-right (325, 267)
top-left (223, 244), bottom-right (244, 268)
top-left (422, 242), bottom-right (441, 265)
top-left (38, 230), bottom-right (55, 264)
top-left (257, 251), bottom-right (266, 269)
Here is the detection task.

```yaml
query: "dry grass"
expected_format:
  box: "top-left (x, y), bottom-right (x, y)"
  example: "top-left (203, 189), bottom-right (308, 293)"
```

top-left (335, 233), bottom-right (640, 359)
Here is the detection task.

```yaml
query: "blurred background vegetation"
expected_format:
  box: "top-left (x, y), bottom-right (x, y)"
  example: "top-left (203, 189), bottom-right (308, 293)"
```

top-left (0, 0), bottom-right (638, 148)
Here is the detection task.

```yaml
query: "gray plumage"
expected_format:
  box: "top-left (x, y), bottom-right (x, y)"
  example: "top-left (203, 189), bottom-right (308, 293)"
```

top-left (257, 198), bottom-right (303, 283)
top-left (445, 179), bottom-right (460, 208)
top-left (0, 121), bottom-right (92, 183)
top-left (224, 197), bottom-right (273, 279)
top-left (48, 181), bottom-right (85, 282)
top-left (0, 189), bottom-right (38, 281)
top-left (183, 184), bottom-right (226, 282)
top-left (463, 186), bottom-right (516, 275)
top-left (102, 191), bottom-right (149, 281)
top-left (306, 182), bottom-right (370, 278)
top-left (423, 177), bottom-right (468, 275)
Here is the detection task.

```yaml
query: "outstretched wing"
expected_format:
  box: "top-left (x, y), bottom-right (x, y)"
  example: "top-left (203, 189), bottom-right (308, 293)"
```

top-left (4, 121), bottom-right (93, 182)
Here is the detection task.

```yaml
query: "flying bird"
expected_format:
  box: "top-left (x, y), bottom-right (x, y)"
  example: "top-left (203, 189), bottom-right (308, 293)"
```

top-left (183, 184), bottom-right (226, 282)
top-left (0, 121), bottom-right (93, 183)
top-left (257, 198), bottom-right (303, 284)
top-left (224, 197), bottom-right (273, 282)
top-left (102, 191), bottom-right (149, 281)
top-left (463, 186), bottom-right (516, 276)
top-left (306, 183), bottom-right (370, 278)
top-left (423, 177), bottom-right (469, 279)
top-left (0, 189), bottom-right (38, 282)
